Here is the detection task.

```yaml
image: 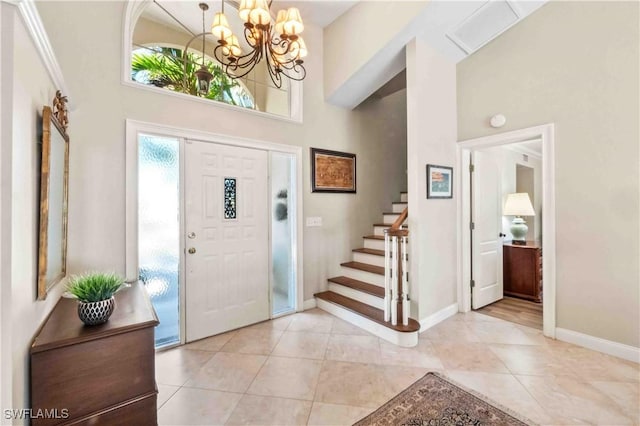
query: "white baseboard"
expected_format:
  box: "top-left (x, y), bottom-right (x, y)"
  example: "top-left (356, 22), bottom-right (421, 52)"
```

top-left (419, 303), bottom-right (459, 332)
top-left (556, 327), bottom-right (640, 363)
top-left (302, 298), bottom-right (317, 310)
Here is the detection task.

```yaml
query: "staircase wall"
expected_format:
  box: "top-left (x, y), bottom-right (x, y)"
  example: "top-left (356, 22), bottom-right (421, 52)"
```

top-left (323, 1), bottom-right (429, 109)
top-left (406, 38), bottom-right (458, 321)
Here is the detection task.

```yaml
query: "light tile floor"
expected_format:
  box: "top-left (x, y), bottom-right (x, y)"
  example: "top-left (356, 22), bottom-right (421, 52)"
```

top-left (156, 309), bottom-right (640, 425)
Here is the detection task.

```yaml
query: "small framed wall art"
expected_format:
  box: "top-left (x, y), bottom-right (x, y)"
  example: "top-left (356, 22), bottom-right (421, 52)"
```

top-left (426, 164), bottom-right (453, 199)
top-left (311, 148), bottom-right (356, 193)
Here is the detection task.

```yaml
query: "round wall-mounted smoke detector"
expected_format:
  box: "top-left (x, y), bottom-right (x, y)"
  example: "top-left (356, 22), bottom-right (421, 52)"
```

top-left (490, 114), bottom-right (506, 128)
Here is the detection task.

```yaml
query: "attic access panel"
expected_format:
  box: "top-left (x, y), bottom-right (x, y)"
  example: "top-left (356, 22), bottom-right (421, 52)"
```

top-left (447, 0), bottom-right (522, 54)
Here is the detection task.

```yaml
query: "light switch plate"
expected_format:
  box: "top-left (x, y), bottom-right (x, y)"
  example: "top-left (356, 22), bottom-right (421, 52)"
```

top-left (306, 217), bottom-right (322, 227)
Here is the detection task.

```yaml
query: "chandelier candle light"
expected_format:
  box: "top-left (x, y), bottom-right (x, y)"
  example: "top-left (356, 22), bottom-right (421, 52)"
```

top-left (503, 192), bottom-right (536, 244)
top-left (210, 0), bottom-right (307, 88)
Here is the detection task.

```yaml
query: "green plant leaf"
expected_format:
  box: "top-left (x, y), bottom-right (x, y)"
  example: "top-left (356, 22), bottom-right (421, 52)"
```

top-left (66, 273), bottom-right (125, 303)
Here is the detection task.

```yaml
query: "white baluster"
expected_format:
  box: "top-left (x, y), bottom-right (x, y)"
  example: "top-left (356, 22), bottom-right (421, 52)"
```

top-left (391, 236), bottom-right (398, 326)
top-left (383, 233), bottom-right (391, 322)
top-left (401, 235), bottom-right (409, 326)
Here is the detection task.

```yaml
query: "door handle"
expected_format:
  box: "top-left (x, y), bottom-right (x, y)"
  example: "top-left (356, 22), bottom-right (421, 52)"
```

top-left (499, 233), bottom-right (506, 238)
top-left (188, 247), bottom-right (196, 254)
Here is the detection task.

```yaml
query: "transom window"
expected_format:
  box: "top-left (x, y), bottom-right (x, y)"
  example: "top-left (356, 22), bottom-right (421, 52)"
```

top-left (131, 46), bottom-right (256, 109)
top-left (129, 1), bottom-right (293, 118)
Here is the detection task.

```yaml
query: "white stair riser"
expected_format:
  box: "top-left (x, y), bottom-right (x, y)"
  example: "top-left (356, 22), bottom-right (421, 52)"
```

top-left (364, 238), bottom-right (385, 250)
top-left (315, 299), bottom-right (418, 347)
top-left (353, 252), bottom-right (385, 267)
top-left (374, 225), bottom-right (389, 236)
top-left (392, 203), bottom-right (407, 213)
top-left (328, 283), bottom-right (384, 309)
top-left (384, 213), bottom-right (407, 223)
top-left (400, 193), bottom-right (408, 203)
top-left (340, 266), bottom-right (384, 287)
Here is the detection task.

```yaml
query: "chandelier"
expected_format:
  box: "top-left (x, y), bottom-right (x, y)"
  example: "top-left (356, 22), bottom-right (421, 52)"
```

top-left (208, 0), bottom-right (308, 88)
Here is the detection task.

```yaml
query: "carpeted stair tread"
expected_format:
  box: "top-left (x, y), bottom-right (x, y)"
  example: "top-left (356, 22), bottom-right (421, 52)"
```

top-left (352, 248), bottom-right (385, 257)
top-left (372, 223), bottom-right (409, 228)
top-left (340, 261), bottom-right (384, 275)
top-left (314, 291), bottom-right (420, 333)
top-left (328, 276), bottom-right (384, 298)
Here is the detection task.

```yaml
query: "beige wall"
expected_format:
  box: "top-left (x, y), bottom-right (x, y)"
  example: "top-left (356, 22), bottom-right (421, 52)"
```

top-left (458, 1), bottom-right (639, 347)
top-left (516, 162), bottom-right (539, 241)
top-left (323, 1), bottom-right (427, 106)
top-left (35, 0), bottom-right (407, 302)
top-left (2, 3), bottom-right (66, 417)
top-left (0, 2), bottom-right (12, 413)
top-left (406, 38), bottom-right (457, 320)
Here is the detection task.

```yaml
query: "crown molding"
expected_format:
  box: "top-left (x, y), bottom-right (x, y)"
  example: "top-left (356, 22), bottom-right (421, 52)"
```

top-left (10, 0), bottom-right (71, 107)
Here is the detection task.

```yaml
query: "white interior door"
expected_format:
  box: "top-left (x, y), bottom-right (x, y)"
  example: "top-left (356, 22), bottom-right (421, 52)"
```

top-left (471, 150), bottom-right (504, 309)
top-left (185, 140), bottom-right (269, 342)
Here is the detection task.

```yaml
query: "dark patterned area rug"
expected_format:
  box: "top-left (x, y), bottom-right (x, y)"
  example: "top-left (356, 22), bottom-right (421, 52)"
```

top-left (354, 372), bottom-right (536, 426)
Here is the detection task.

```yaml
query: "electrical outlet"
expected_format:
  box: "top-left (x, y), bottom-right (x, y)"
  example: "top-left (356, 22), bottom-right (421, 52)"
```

top-left (306, 217), bottom-right (322, 227)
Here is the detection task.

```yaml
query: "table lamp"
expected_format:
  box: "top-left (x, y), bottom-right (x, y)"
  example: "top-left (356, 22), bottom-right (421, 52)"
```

top-left (503, 193), bottom-right (535, 244)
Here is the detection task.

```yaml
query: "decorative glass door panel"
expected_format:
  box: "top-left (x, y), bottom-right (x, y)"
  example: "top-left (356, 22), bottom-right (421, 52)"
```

top-left (138, 134), bottom-right (180, 347)
top-left (271, 152), bottom-right (296, 315)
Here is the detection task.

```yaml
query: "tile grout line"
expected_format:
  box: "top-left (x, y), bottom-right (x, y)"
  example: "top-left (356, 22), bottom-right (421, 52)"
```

top-left (305, 317), bottom-right (336, 426)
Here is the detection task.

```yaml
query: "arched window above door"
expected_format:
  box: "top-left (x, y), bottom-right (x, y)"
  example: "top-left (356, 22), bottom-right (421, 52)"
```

top-left (123, 1), bottom-right (301, 121)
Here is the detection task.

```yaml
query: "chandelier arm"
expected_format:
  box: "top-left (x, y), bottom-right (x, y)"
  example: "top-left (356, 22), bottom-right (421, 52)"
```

top-left (263, 49), bottom-right (283, 88)
top-left (264, 32), bottom-right (306, 84)
top-left (210, 11), bottom-right (307, 88)
top-left (213, 42), bottom-right (262, 81)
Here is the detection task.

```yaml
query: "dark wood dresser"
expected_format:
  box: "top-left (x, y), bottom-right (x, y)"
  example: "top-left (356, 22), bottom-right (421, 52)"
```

top-left (31, 283), bottom-right (159, 425)
top-left (503, 241), bottom-right (542, 303)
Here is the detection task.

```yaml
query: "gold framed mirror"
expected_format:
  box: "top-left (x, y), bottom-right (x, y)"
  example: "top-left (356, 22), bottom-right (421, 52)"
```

top-left (37, 91), bottom-right (69, 300)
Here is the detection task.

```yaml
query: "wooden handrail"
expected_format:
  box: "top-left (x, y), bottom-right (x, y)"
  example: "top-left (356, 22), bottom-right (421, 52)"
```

top-left (390, 207), bottom-right (408, 231)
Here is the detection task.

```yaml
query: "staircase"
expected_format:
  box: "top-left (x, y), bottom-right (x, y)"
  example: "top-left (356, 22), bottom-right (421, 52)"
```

top-left (315, 192), bottom-right (420, 347)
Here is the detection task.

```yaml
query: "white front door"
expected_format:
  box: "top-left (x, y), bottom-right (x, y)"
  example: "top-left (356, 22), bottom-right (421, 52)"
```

top-left (185, 140), bottom-right (269, 342)
top-left (471, 150), bottom-right (504, 309)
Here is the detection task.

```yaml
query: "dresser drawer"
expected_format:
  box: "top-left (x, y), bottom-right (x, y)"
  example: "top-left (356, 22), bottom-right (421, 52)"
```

top-left (32, 328), bottom-right (156, 425)
top-left (66, 393), bottom-right (157, 426)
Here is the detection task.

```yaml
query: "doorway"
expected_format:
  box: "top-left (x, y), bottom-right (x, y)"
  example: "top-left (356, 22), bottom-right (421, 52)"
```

top-left (457, 124), bottom-right (556, 338)
top-left (471, 143), bottom-right (543, 329)
top-left (127, 121), bottom-right (303, 348)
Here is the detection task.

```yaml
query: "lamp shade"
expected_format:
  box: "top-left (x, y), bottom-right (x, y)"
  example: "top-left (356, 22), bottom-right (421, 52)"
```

top-left (238, 0), bottom-right (255, 22)
top-left (249, 0), bottom-right (271, 26)
top-left (274, 9), bottom-right (287, 35)
top-left (223, 35), bottom-right (242, 57)
top-left (211, 12), bottom-right (232, 40)
top-left (291, 37), bottom-right (307, 59)
top-left (283, 7), bottom-right (304, 35)
top-left (503, 193), bottom-right (535, 216)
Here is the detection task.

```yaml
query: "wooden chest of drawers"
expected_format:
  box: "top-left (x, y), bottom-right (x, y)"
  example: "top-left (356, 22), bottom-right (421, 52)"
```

top-left (31, 283), bottom-right (159, 425)
top-left (503, 242), bottom-right (542, 303)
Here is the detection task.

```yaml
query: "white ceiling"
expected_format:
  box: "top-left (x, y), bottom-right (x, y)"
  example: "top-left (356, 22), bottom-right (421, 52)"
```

top-left (417, 0), bottom-right (547, 63)
top-left (142, 0), bottom-right (357, 38)
top-left (142, 0), bottom-right (546, 61)
top-left (275, 1), bottom-right (359, 28)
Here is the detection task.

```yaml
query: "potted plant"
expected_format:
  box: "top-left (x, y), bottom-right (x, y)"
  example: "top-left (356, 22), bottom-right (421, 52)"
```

top-left (65, 272), bottom-right (127, 325)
